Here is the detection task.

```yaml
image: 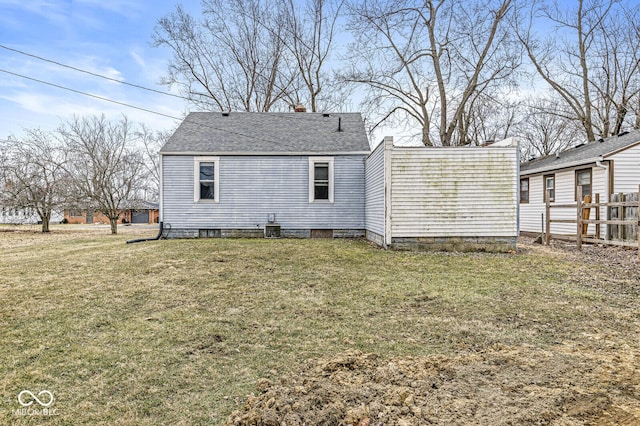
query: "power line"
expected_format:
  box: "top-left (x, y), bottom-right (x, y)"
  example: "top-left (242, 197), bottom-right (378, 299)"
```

top-left (0, 44), bottom-right (345, 123)
top-left (0, 68), bottom-right (319, 151)
top-left (0, 44), bottom-right (190, 102)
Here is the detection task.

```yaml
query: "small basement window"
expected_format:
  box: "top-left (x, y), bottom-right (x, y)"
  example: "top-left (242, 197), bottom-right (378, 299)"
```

top-left (309, 157), bottom-right (334, 203)
top-left (194, 157), bottom-right (219, 202)
top-left (519, 178), bottom-right (529, 203)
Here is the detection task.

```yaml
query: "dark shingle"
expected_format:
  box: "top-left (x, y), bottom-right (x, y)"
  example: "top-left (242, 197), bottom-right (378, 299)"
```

top-left (521, 130), bottom-right (640, 174)
top-left (160, 112), bottom-right (371, 154)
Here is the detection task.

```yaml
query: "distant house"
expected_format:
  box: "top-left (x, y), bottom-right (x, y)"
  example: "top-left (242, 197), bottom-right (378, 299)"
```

top-left (0, 207), bottom-right (63, 225)
top-left (160, 111), bottom-right (519, 251)
top-left (519, 130), bottom-right (640, 237)
top-left (64, 201), bottom-right (159, 225)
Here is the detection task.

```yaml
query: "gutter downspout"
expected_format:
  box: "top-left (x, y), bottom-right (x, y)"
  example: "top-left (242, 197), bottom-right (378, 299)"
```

top-left (595, 159), bottom-right (609, 240)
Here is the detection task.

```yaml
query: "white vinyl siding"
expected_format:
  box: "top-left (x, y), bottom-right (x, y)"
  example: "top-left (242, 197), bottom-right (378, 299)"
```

top-left (609, 143), bottom-right (640, 193)
top-left (519, 166), bottom-right (607, 238)
top-left (364, 140), bottom-right (386, 238)
top-left (388, 146), bottom-right (518, 238)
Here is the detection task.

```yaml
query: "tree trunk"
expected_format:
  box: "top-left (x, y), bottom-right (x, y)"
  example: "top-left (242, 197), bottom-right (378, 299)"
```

top-left (110, 217), bottom-right (118, 235)
top-left (422, 126), bottom-right (432, 146)
top-left (41, 212), bottom-right (51, 233)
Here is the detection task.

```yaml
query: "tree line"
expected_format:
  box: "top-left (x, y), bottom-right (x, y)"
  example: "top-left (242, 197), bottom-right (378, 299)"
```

top-left (0, 115), bottom-right (165, 234)
top-left (153, 0), bottom-right (640, 154)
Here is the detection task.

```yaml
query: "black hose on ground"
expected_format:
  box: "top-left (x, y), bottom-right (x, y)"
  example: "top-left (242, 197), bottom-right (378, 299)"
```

top-left (126, 222), bottom-right (170, 244)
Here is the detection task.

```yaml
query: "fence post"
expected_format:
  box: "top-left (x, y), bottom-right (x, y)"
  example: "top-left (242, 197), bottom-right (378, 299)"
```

top-left (637, 185), bottom-right (639, 260)
top-left (545, 190), bottom-right (551, 245)
top-left (620, 192), bottom-right (626, 241)
top-left (595, 193), bottom-right (600, 242)
top-left (577, 187), bottom-right (583, 250)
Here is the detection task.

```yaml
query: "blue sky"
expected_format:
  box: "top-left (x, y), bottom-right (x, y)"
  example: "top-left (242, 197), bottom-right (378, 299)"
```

top-left (0, 0), bottom-right (200, 139)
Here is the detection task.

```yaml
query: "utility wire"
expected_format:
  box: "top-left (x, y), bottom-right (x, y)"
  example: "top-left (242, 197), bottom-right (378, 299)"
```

top-left (0, 44), bottom-right (348, 123)
top-left (0, 68), bottom-right (340, 152)
top-left (0, 44), bottom-right (189, 102)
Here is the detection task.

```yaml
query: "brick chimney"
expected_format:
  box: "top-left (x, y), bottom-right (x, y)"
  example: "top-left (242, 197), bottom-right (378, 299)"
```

top-left (294, 104), bottom-right (306, 113)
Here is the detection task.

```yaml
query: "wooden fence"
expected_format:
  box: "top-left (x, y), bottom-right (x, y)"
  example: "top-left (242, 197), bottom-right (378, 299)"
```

top-left (544, 186), bottom-right (640, 257)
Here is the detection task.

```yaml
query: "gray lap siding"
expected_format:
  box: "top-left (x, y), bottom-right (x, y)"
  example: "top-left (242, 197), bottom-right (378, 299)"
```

top-left (161, 155), bottom-right (366, 232)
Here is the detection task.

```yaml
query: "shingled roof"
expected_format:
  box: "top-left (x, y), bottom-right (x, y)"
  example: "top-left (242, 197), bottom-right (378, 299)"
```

top-left (160, 112), bottom-right (371, 154)
top-left (520, 130), bottom-right (640, 175)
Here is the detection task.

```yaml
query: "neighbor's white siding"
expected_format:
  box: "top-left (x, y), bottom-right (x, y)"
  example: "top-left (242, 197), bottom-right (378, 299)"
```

top-left (519, 166), bottom-right (607, 237)
top-left (389, 146), bottom-right (518, 238)
top-left (609, 143), bottom-right (640, 193)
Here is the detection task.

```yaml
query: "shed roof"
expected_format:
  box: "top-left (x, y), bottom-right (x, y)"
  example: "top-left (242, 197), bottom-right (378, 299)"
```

top-left (160, 112), bottom-right (371, 154)
top-left (520, 130), bottom-right (640, 175)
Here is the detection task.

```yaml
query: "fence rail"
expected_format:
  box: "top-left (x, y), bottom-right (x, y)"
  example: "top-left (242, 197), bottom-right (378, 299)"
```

top-left (544, 186), bottom-right (639, 258)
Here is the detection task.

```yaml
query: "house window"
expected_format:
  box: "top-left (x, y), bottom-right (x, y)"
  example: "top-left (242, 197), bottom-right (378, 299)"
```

top-left (520, 178), bottom-right (529, 203)
top-left (193, 157), bottom-right (219, 202)
top-left (69, 209), bottom-right (83, 217)
top-left (575, 168), bottom-right (591, 200)
top-left (544, 174), bottom-right (555, 202)
top-left (309, 157), bottom-right (334, 203)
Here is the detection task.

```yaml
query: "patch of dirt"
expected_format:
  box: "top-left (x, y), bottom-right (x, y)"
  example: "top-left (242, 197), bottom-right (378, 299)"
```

top-left (227, 346), bottom-right (640, 425)
top-left (519, 236), bottom-right (640, 300)
top-left (228, 240), bottom-right (640, 425)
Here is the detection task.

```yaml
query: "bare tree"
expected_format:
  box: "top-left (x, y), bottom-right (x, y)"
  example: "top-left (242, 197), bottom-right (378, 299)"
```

top-left (0, 131), bottom-right (68, 232)
top-left (515, 0), bottom-right (640, 141)
top-left (61, 115), bottom-right (146, 235)
top-left (281, 0), bottom-right (346, 112)
top-left (136, 125), bottom-right (170, 202)
top-left (464, 97), bottom-right (523, 146)
top-left (343, 0), bottom-right (520, 146)
top-left (515, 97), bottom-right (582, 159)
top-left (153, 0), bottom-right (294, 112)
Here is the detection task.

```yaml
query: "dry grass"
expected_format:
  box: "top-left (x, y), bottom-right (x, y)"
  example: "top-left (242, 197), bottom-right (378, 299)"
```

top-left (0, 226), bottom-right (638, 424)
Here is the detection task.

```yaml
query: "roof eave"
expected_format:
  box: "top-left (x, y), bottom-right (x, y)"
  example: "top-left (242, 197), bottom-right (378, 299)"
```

top-left (159, 150), bottom-right (371, 156)
top-left (602, 139), bottom-right (640, 158)
top-left (520, 156), bottom-right (604, 176)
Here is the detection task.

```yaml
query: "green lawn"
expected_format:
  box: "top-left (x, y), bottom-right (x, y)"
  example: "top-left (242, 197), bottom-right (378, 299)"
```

top-left (0, 227), bottom-right (638, 424)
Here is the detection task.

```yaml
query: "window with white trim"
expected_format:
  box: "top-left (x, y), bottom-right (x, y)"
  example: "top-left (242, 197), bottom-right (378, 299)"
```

top-left (194, 157), bottom-right (220, 202)
top-left (544, 174), bottom-right (555, 202)
top-left (575, 168), bottom-right (591, 200)
top-left (519, 178), bottom-right (529, 203)
top-left (309, 157), bottom-right (334, 203)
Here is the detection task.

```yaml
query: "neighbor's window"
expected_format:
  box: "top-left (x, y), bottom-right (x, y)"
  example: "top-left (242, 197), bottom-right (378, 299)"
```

top-left (520, 178), bottom-right (529, 203)
top-left (193, 157), bottom-right (219, 202)
top-left (575, 168), bottom-right (591, 200)
top-left (69, 209), bottom-right (83, 217)
top-left (544, 174), bottom-right (555, 202)
top-left (309, 157), bottom-right (334, 203)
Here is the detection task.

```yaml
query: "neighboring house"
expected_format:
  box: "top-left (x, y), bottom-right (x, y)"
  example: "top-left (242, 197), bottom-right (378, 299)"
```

top-left (519, 130), bottom-right (640, 237)
top-left (160, 111), bottom-right (520, 252)
top-left (64, 201), bottom-right (159, 225)
top-left (0, 207), bottom-right (63, 225)
top-left (365, 137), bottom-right (519, 251)
top-left (159, 112), bottom-right (370, 238)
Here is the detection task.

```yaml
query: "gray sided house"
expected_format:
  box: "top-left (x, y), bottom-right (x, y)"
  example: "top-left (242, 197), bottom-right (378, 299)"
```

top-left (159, 112), bottom-right (370, 239)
